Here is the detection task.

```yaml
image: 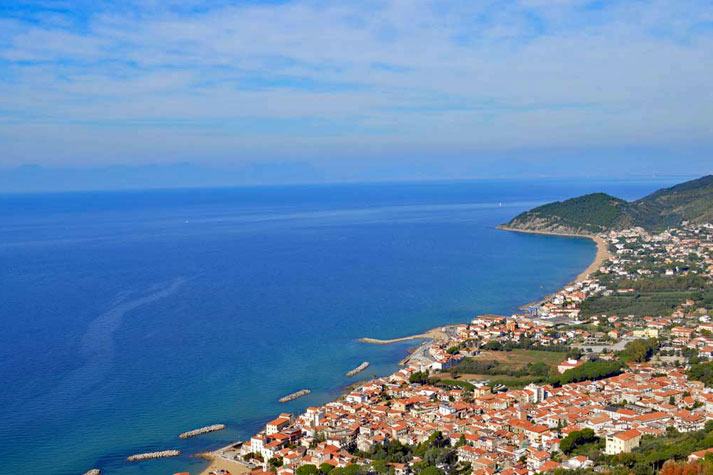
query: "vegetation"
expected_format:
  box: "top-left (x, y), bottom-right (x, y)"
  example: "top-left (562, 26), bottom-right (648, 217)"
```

top-left (616, 275), bottom-right (709, 292)
top-left (560, 428), bottom-right (599, 454)
top-left (450, 349), bottom-right (564, 380)
top-left (546, 421), bottom-right (713, 475)
top-left (505, 175), bottom-right (713, 233)
top-left (329, 465), bottom-right (366, 475)
top-left (296, 465), bottom-right (319, 475)
top-left (409, 371), bottom-right (430, 385)
top-left (621, 339), bottom-right (658, 363)
top-left (435, 379), bottom-right (475, 391)
top-left (507, 193), bottom-right (631, 233)
top-left (580, 291), bottom-right (712, 318)
top-left (688, 361), bottom-right (713, 387)
top-left (554, 360), bottom-right (624, 386)
top-left (480, 339), bottom-right (571, 353)
top-left (659, 459), bottom-right (713, 475)
top-left (354, 431), bottom-right (457, 474)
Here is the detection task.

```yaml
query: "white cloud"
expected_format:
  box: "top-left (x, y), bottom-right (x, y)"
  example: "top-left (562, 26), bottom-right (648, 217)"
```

top-left (0, 0), bottom-right (712, 167)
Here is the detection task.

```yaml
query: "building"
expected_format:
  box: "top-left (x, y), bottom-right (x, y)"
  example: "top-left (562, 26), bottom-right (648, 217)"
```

top-left (266, 417), bottom-right (290, 435)
top-left (633, 328), bottom-right (659, 339)
top-left (605, 429), bottom-right (642, 455)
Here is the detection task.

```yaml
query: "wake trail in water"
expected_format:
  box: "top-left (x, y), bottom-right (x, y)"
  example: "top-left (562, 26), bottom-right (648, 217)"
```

top-left (18, 277), bottom-right (186, 418)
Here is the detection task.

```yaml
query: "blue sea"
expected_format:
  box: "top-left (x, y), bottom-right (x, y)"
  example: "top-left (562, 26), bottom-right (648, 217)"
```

top-left (0, 178), bottom-right (674, 475)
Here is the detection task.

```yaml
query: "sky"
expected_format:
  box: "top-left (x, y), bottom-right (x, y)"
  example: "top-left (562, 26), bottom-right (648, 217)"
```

top-left (0, 0), bottom-right (712, 190)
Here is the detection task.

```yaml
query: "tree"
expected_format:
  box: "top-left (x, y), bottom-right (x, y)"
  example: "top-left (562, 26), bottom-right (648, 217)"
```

top-left (342, 464), bottom-right (363, 475)
top-left (409, 371), bottom-right (430, 385)
top-left (622, 339), bottom-right (658, 362)
top-left (371, 461), bottom-right (388, 474)
top-left (320, 463), bottom-right (335, 474)
top-left (297, 464), bottom-right (319, 475)
top-left (689, 362), bottom-right (713, 387)
top-left (554, 361), bottom-right (624, 386)
top-left (421, 467), bottom-right (445, 475)
top-left (560, 428), bottom-right (598, 454)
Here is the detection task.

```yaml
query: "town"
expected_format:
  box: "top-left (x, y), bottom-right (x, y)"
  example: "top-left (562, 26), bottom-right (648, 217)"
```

top-left (202, 222), bottom-right (713, 475)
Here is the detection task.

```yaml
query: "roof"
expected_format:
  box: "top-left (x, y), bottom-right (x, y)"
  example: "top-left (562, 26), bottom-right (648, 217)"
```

top-left (268, 417), bottom-right (290, 426)
top-left (612, 429), bottom-right (641, 441)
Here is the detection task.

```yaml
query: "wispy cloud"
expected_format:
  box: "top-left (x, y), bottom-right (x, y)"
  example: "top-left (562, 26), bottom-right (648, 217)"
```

top-left (0, 0), bottom-right (712, 174)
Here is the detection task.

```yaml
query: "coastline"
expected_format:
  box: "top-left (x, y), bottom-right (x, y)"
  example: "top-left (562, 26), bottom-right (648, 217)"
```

top-left (496, 225), bottom-right (612, 308)
top-left (190, 225), bottom-right (609, 474)
top-left (496, 225), bottom-right (611, 285)
top-left (197, 446), bottom-right (253, 475)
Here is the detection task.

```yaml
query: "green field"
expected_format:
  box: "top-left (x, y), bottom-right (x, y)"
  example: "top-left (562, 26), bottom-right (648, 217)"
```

top-left (445, 348), bottom-right (565, 382)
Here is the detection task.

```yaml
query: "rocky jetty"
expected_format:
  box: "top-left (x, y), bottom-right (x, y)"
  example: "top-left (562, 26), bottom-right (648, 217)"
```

top-left (279, 389), bottom-right (310, 403)
top-left (346, 361), bottom-right (370, 376)
top-left (179, 424), bottom-right (226, 439)
top-left (127, 450), bottom-right (180, 461)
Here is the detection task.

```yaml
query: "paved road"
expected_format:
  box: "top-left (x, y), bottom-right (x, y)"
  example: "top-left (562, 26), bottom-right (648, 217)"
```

top-left (575, 337), bottom-right (631, 353)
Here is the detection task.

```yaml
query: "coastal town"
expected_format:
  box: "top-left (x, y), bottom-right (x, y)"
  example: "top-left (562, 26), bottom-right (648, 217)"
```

top-left (192, 222), bottom-right (713, 475)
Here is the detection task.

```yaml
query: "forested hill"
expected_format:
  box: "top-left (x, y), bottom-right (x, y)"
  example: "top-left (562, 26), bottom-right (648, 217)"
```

top-left (501, 175), bottom-right (713, 235)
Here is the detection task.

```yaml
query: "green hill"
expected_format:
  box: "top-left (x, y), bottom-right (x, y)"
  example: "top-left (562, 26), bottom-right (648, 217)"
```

top-left (502, 175), bottom-right (713, 235)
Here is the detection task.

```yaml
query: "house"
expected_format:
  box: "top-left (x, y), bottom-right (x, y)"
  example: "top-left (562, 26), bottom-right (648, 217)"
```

top-left (557, 359), bottom-right (583, 374)
top-left (671, 327), bottom-right (695, 341)
top-left (605, 429), bottom-right (642, 455)
top-left (266, 417), bottom-right (290, 435)
top-left (688, 448), bottom-right (713, 462)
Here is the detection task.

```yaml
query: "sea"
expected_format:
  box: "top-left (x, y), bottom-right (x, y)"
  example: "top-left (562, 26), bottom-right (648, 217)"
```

top-left (0, 178), bottom-right (677, 475)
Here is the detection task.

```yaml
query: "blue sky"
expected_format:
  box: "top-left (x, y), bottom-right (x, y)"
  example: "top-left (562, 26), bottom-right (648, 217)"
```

top-left (0, 0), bottom-right (712, 188)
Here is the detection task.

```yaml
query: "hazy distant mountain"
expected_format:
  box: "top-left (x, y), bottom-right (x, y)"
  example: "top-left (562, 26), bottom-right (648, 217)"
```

top-left (503, 175), bottom-right (713, 234)
top-left (0, 162), bottom-right (322, 193)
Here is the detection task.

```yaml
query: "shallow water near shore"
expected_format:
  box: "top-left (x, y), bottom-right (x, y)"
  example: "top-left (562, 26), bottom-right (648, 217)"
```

top-left (0, 178), bottom-right (674, 474)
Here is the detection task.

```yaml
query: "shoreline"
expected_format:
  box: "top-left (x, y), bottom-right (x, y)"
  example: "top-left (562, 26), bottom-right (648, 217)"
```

top-left (190, 225), bottom-right (609, 473)
top-left (497, 225), bottom-right (612, 308)
top-left (197, 446), bottom-right (253, 475)
top-left (496, 225), bottom-right (611, 285)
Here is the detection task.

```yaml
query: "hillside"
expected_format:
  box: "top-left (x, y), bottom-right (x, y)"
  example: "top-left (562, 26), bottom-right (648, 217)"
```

top-left (502, 175), bottom-right (713, 235)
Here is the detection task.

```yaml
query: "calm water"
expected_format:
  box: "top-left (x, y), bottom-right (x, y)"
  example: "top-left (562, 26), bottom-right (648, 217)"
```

top-left (0, 179), bottom-right (673, 474)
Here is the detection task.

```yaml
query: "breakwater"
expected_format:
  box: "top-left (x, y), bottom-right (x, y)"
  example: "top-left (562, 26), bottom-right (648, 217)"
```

top-left (346, 362), bottom-right (370, 376)
top-left (179, 424), bottom-right (226, 439)
top-left (127, 450), bottom-right (180, 461)
top-left (279, 389), bottom-right (310, 403)
top-left (83, 470), bottom-right (100, 475)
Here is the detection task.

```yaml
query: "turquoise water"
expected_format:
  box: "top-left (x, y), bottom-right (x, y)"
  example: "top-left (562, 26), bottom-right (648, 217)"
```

top-left (0, 179), bottom-right (669, 474)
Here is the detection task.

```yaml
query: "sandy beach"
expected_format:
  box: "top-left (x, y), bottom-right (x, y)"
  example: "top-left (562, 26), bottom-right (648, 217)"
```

top-left (198, 450), bottom-right (252, 475)
top-left (496, 226), bottom-right (612, 284)
top-left (573, 234), bottom-right (611, 283)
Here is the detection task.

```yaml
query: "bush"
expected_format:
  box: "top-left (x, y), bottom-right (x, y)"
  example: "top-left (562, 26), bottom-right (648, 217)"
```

top-left (554, 360), bottom-right (624, 386)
